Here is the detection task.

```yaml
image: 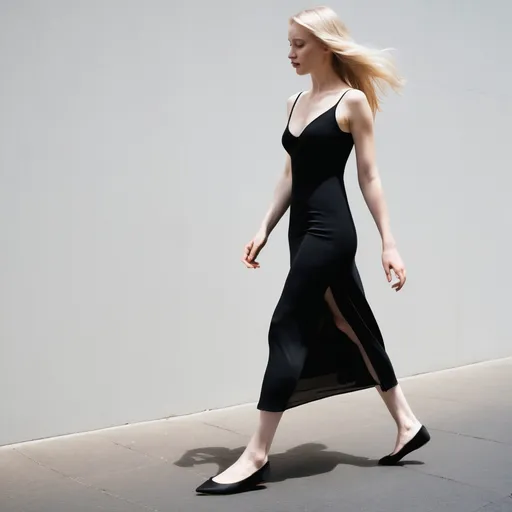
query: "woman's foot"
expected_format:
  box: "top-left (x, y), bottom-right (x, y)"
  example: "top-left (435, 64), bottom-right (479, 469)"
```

top-left (391, 420), bottom-right (422, 456)
top-left (378, 423), bottom-right (430, 466)
top-left (213, 452), bottom-right (268, 484)
top-left (195, 452), bottom-right (270, 495)
top-left (195, 410), bottom-right (281, 494)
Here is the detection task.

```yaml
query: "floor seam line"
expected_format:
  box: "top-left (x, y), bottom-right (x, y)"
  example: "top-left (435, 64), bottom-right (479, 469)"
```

top-left (427, 427), bottom-right (512, 446)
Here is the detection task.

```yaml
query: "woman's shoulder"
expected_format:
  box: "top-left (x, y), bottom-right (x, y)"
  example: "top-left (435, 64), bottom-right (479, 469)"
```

top-left (287, 91), bottom-right (302, 103)
top-left (342, 89), bottom-right (374, 127)
top-left (286, 91), bottom-right (303, 115)
top-left (343, 88), bottom-right (369, 109)
top-left (289, 89), bottom-right (305, 98)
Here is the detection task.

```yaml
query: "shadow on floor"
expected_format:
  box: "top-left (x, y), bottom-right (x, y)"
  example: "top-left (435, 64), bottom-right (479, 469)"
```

top-left (174, 442), bottom-right (424, 482)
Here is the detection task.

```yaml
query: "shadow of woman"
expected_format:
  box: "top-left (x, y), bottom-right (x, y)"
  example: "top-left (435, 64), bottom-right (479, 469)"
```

top-left (174, 442), bottom-right (422, 483)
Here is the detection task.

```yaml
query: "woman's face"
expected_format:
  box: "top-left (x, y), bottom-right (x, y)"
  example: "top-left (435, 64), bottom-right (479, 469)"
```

top-left (287, 21), bottom-right (328, 75)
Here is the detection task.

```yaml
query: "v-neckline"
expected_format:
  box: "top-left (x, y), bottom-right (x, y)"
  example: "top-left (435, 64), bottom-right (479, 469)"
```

top-left (287, 105), bottom-right (337, 139)
top-left (286, 89), bottom-right (352, 139)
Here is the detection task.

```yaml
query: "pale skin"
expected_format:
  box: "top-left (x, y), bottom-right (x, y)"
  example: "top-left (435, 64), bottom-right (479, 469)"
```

top-left (213, 21), bottom-right (421, 484)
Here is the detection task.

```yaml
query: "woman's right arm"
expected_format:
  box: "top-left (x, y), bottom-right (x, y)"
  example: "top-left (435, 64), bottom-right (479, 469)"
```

top-left (258, 152), bottom-right (292, 238)
top-left (242, 94), bottom-right (298, 268)
top-left (257, 93), bottom-right (299, 238)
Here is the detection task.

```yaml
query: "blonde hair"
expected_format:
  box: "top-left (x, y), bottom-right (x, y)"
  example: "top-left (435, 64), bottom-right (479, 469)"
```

top-left (290, 6), bottom-right (404, 114)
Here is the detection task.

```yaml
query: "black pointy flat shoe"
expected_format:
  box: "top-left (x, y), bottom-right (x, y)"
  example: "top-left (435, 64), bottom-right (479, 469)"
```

top-left (195, 461), bottom-right (270, 495)
top-left (378, 425), bottom-right (431, 466)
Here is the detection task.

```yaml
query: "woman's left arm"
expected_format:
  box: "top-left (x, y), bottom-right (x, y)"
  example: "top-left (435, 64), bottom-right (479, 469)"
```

top-left (346, 90), bottom-right (406, 291)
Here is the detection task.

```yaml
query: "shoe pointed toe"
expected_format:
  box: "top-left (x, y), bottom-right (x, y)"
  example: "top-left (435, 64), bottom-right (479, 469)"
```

top-left (195, 477), bottom-right (216, 494)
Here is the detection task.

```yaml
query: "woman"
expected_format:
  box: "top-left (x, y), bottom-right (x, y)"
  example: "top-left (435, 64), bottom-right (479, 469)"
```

top-left (196, 5), bottom-right (430, 495)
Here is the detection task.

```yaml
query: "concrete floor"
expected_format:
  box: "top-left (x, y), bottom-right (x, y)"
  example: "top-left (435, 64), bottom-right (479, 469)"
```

top-left (1, 358), bottom-right (512, 512)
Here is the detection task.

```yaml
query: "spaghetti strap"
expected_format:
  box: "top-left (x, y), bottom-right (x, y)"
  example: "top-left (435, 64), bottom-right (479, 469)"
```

top-left (334, 88), bottom-right (353, 107)
top-left (287, 91), bottom-right (303, 126)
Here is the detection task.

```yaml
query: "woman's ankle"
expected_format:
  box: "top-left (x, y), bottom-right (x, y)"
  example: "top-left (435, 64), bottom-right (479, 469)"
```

top-left (398, 417), bottom-right (421, 432)
top-left (242, 447), bottom-right (268, 465)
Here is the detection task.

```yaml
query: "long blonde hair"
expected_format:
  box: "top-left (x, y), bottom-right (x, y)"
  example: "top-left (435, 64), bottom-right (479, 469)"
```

top-left (290, 6), bottom-right (404, 114)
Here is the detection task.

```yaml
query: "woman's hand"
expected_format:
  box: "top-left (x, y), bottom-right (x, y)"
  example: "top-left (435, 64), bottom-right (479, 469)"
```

top-left (382, 246), bottom-right (407, 291)
top-left (241, 230), bottom-right (268, 269)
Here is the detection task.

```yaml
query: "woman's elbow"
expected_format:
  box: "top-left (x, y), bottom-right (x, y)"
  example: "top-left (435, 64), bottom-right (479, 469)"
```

top-left (357, 164), bottom-right (379, 186)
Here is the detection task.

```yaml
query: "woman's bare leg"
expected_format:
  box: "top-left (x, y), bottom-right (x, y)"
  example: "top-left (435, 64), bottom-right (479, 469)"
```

top-left (324, 288), bottom-right (422, 454)
top-left (375, 385), bottom-right (422, 454)
top-left (212, 410), bottom-right (283, 484)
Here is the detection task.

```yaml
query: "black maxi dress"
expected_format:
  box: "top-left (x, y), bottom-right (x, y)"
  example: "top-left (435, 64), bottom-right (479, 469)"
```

top-left (257, 89), bottom-right (398, 412)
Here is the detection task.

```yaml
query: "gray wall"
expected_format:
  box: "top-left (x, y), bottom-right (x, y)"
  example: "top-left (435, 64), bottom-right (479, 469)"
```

top-left (1, 0), bottom-right (511, 447)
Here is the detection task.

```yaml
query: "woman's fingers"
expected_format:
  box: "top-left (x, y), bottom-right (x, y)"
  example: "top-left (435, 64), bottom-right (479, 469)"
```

top-left (383, 261), bottom-right (391, 282)
top-left (249, 242), bottom-right (261, 261)
top-left (241, 258), bottom-right (254, 268)
top-left (241, 256), bottom-right (259, 268)
top-left (243, 242), bottom-right (254, 263)
top-left (391, 267), bottom-right (406, 291)
top-left (399, 268), bottom-right (407, 289)
top-left (398, 268), bottom-right (406, 290)
top-left (241, 240), bottom-right (261, 269)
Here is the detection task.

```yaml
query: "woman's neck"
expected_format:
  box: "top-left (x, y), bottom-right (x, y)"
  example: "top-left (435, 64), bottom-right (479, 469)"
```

top-left (309, 66), bottom-right (347, 96)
